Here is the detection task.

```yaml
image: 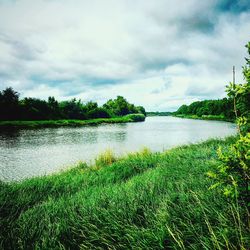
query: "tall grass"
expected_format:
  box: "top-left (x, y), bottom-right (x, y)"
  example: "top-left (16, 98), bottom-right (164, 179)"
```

top-left (95, 149), bottom-right (117, 167)
top-left (0, 136), bottom-right (249, 249)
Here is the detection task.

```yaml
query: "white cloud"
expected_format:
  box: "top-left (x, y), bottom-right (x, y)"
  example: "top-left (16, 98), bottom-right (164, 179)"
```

top-left (0, 0), bottom-right (249, 111)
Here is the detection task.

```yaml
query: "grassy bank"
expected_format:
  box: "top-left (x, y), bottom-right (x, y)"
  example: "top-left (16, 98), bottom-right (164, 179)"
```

top-left (146, 112), bottom-right (172, 116)
top-left (174, 114), bottom-right (234, 122)
top-left (1, 136), bottom-right (249, 249)
top-left (0, 113), bottom-right (145, 129)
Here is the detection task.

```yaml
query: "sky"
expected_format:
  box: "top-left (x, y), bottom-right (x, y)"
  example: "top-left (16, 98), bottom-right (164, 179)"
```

top-left (0, 0), bottom-right (249, 111)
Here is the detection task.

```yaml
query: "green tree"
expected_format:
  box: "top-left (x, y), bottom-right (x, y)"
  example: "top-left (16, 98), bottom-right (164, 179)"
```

top-left (208, 42), bottom-right (250, 207)
top-left (103, 96), bottom-right (140, 116)
top-left (48, 96), bottom-right (61, 119)
top-left (20, 98), bottom-right (50, 120)
top-left (59, 99), bottom-right (85, 119)
top-left (0, 87), bottom-right (20, 120)
top-left (136, 106), bottom-right (146, 116)
top-left (0, 87), bottom-right (146, 121)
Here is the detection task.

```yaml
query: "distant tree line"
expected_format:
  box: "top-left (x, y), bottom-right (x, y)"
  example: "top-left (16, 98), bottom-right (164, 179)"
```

top-left (0, 87), bottom-right (146, 121)
top-left (146, 112), bottom-right (172, 116)
top-left (174, 98), bottom-right (235, 120)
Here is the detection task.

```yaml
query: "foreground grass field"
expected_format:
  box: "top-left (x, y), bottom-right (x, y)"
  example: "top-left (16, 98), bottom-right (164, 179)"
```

top-left (1, 137), bottom-right (249, 249)
top-left (0, 113), bottom-right (145, 129)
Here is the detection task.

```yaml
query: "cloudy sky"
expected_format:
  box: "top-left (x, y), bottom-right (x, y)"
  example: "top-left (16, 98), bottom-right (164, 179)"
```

top-left (0, 0), bottom-right (249, 111)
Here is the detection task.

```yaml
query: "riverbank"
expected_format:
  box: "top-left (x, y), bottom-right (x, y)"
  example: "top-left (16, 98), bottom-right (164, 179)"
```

top-left (173, 114), bottom-right (234, 122)
top-left (1, 136), bottom-right (249, 249)
top-left (146, 112), bottom-right (172, 116)
top-left (0, 113), bottom-right (145, 129)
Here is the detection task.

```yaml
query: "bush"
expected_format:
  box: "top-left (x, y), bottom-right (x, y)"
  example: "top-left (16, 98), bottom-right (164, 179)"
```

top-left (125, 113), bottom-right (146, 122)
top-left (208, 42), bottom-right (250, 208)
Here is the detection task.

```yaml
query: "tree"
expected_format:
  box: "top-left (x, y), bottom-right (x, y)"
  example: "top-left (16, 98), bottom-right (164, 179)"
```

top-left (103, 96), bottom-right (140, 116)
top-left (174, 98), bottom-right (234, 120)
top-left (48, 96), bottom-right (60, 119)
top-left (87, 107), bottom-right (111, 119)
top-left (0, 87), bottom-right (20, 120)
top-left (136, 106), bottom-right (146, 116)
top-left (0, 88), bottom-right (146, 121)
top-left (20, 98), bottom-right (50, 120)
top-left (208, 42), bottom-right (250, 207)
top-left (59, 99), bottom-right (85, 119)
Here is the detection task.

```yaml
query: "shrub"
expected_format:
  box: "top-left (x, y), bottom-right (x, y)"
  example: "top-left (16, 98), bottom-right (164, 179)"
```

top-left (125, 113), bottom-right (146, 122)
top-left (208, 42), bottom-right (250, 208)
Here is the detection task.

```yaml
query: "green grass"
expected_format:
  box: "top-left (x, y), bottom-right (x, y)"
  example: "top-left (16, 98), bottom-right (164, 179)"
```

top-left (0, 114), bottom-right (145, 129)
top-left (1, 137), bottom-right (249, 249)
top-left (174, 114), bottom-right (234, 122)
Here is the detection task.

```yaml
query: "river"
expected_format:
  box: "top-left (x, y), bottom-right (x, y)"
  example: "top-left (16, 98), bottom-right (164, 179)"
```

top-left (0, 116), bottom-right (236, 181)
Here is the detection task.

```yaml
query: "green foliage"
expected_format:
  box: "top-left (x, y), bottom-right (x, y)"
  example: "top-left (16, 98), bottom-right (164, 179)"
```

top-left (125, 113), bottom-right (146, 122)
top-left (103, 96), bottom-right (146, 117)
top-left (208, 42), bottom-right (250, 206)
top-left (0, 88), bottom-right (145, 122)
top-left (59, 98), bottom-right (85, 119)
top-left (0, 87), bottom-right (19, 120)
top-left (174, 98), bottom-right (234, 121)
top-left (146, 111), bottom-right (172, 116)
top-left (208, 134), bottom-right (250, 201)
top-left (20, 97), bottom-right (52, 120)
top-left (226, 82), bottom-right (250, 119)
top-left (136, 105), bottom-right (146, 116)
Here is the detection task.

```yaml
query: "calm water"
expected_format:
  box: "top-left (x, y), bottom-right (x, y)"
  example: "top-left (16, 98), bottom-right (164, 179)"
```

top-left (0, 116), bottom-right (236, 181)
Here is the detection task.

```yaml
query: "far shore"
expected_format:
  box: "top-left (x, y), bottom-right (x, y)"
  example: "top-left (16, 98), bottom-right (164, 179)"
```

top-left (172, 114), bottom-right (234, 123)
top-left (0, 114), bottom-right (145, 129)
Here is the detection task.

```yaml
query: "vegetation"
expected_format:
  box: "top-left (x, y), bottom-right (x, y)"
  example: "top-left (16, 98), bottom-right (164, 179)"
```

top-left (208, 42), bottom-right (250, 207)
top-left (174, 98), bottom-right (234, 121)
top-left (0, 89), bottom-right (146, 121)
top-left (146, 111), bottom-right (172, 116)
top-left (0, 114), bottom-right (145, 129)
top-left (1, 136), bottom-right (250, 249)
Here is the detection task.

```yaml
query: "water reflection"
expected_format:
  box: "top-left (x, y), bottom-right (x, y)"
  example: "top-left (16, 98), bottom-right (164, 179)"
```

top-left (0, 117), bottom-right (236, 181)
top-left (0, 129), bottom-right (22, 147)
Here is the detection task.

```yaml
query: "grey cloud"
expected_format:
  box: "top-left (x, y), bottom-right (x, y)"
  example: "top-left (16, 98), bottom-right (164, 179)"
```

top-left (151, 77), bottom-right (172, 94)
top-left (0, 33), bottom-right (43, 61)
top-left (185, 85), bottom-right (225, 98)
top-left (0, 0), bottom-right (249, 110)
top-left (177, 16), bottom-right (215, 34)
top-left (137, 56), bottom-right (192, 72)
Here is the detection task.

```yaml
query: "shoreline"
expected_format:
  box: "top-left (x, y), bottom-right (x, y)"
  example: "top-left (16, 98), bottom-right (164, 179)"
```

top-left (172, 114), bottom-right (234, 123)
top-left (0, 114), bottom-right (146, 129)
